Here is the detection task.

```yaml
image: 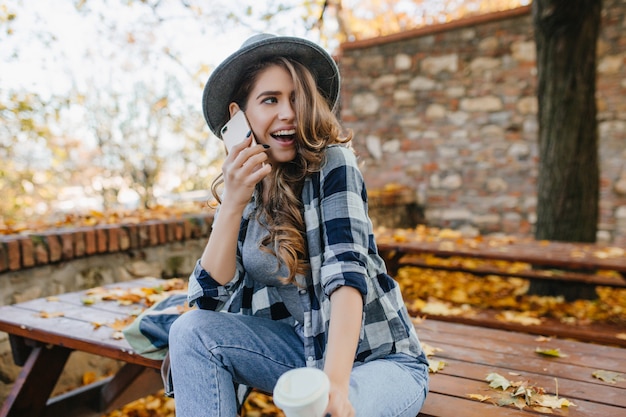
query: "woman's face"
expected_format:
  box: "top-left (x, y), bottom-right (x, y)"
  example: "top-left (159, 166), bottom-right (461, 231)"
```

top-left (240, 64), bottom-right (297, 165)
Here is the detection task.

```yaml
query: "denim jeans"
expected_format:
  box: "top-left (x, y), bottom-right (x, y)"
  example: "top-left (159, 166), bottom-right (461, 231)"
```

top-left (169, 309), bottom-right (429, 417)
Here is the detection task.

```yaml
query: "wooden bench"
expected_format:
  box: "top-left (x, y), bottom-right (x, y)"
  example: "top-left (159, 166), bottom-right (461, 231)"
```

top-left (375, 228), bottom-right (626, 287)
top-left (375, 229), bottom-right (626, 347)
top-left (0, 278), bottom-right (624, 417)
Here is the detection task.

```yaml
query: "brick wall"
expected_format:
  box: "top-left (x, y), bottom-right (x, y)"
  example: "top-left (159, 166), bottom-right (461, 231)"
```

top-left (339, 2), bottom-right (626, 245)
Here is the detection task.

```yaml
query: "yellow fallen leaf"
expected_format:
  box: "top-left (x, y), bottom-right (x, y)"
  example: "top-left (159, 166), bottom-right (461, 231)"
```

top-left (46, 296), bottom-right (60, 302)
top-left (421, 342), bottom-right (443, 357)
top-left (486, 373), bottom-right (511, 390)
top-left (111, 331), bottom-right (124, 340)
top-left (497, 310), bottom-right (542, 326)
top-left (428, 359), bottom-right (446, 373)
top-left (39, 311), bottom-right (65, 318)
top-left (467, 393), bottom-right (491, 402)
top-left (535, 336), bottom-right (552, 342)
top-left (535, 347), bottom-right (568, 358)
top-left (592, 370), bottom-right (625, 384)
top-left (83, 371), bottom-right (97, 385)
top-left (534, 394), bottom-right (576, 409)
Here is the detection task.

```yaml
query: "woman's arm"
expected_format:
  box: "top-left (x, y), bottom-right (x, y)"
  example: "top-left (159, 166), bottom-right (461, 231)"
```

top-left (200, 135), bottom-right (271, 284)
top-left (323, 285), bottom-right (362, 417)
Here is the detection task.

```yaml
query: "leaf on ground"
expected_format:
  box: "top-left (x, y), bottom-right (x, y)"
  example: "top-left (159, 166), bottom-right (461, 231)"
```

top-left (486, 373), bottom-right (511, 390)
top-left (535, 347), bottom-right (567, 358)
top-left (428, 359), bottom-right (446, 373)
top-left (83, 371), bottom-right (97, 385)
top-left (111, 330), bottom-right (124, 340)
top-left (46, 296), bottom-right (60, 302)
top-left (592, 370), bottom-right (625, 384)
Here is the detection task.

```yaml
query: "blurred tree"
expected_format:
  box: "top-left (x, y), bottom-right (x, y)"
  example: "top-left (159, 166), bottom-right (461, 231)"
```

top-left (533, 0), bottom-right (601, 244)
top-left (1, 0), bottom-right (530, 225)
top-left (530, 0), bottom-right (602, 300)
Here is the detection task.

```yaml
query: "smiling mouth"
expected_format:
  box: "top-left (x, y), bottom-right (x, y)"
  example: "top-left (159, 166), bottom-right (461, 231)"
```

top-left (271, 129), bottom-right (296, 142)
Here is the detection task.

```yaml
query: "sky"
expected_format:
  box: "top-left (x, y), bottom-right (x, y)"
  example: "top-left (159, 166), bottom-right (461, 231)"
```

top-left (2, 0), bottom-right (318, 98)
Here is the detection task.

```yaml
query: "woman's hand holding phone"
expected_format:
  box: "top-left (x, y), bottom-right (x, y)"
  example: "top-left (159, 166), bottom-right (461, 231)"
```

top-left (220, 111), bottom-right (271, 208)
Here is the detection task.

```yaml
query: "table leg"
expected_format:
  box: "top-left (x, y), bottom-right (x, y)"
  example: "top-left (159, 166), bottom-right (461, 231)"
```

top-left (0, 343), bottom-right (71, 417)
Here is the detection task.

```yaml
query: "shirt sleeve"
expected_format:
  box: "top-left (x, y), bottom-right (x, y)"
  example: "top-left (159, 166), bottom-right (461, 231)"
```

top-left (318, 146), bottom-right (370, 300)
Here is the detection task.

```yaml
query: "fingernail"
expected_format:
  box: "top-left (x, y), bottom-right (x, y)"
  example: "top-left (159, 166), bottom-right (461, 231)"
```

top-left (246, 130), bottom-right (252, 137)
top-left (262, 144), bottom-right (270, 149)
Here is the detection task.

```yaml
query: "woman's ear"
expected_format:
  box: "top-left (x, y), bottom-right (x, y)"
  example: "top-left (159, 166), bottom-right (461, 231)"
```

top-left (228, 102), bottom-right (241, 118)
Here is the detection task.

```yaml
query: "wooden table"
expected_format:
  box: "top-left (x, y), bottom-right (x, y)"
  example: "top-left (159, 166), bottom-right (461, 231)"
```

top-left (0, 278), bottom-right (624, 417)
top-left (0, 278), bottom-right (165, 417)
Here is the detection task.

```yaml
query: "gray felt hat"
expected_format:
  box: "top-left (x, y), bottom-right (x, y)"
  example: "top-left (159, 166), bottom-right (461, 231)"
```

top-left (202, 33), bottom-right (341, 137)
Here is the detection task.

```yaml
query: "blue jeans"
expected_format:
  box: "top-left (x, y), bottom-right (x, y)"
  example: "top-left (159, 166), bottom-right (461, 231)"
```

top-left (169, 309), bottom-right (429, 417)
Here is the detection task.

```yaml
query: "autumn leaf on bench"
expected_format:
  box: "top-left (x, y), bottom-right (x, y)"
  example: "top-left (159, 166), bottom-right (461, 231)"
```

top-left (592, 370), bottom-right (625, 384)
top-left (496, 310), bottom-right (542, 326)
top-left (482, 373), bottom-right (576, 411)
top-left (38, 311), bottom-right (65, 318)
top-left (486, 372), bottom-right (511, 390)
top-left (535, 347), bottom-right (568, 358)
top-left (427, 359), bottom-right (446, 373)
top-left (420, 300), bottom-right (473, 316)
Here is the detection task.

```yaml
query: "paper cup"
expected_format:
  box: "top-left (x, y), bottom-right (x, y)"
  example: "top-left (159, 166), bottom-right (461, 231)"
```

top-left (273, 368), bottom-right (330, 417)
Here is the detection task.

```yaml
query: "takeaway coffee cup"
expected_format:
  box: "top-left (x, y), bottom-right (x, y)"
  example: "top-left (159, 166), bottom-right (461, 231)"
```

top-left (273, 367), bottom-right (330, 417)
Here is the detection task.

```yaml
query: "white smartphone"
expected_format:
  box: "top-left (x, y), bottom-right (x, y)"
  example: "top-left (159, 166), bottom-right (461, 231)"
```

top-left (220, 110), bottom-right (255, 153)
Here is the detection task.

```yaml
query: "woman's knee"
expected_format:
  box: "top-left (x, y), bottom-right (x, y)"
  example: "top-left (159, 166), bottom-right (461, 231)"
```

top-left (169, 309), bottom-right (220, 352)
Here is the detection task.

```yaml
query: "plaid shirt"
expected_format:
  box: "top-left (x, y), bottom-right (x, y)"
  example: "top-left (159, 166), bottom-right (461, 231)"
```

top-left (187, 145), bottom-right (423, 368)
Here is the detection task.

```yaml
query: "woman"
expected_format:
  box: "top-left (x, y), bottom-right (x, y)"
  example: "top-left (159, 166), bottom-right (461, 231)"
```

top-left (168, 33), bottom-right (429, 417)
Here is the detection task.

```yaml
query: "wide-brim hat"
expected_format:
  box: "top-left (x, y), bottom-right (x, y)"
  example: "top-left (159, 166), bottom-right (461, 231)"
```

top-left (202, 33), bottom-right (341, 137)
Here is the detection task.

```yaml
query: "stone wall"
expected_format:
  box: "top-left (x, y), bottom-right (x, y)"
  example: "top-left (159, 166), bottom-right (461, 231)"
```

top-left (0, 213), bottom-right (213, 404)
top-left (339, 2), bottom-right (626, 245)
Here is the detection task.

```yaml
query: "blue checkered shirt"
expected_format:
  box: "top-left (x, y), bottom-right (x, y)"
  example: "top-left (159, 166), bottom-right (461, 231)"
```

top-left (187, 145), bottom-right (423, 368)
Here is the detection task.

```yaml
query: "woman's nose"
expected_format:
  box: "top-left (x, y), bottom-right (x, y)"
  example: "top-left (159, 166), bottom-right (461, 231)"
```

top-left (278, 101), bottom-right (295, 121)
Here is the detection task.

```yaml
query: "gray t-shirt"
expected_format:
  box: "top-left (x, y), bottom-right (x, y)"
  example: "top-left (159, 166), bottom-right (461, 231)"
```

top-left (241, 215), bottom-right (304, 324)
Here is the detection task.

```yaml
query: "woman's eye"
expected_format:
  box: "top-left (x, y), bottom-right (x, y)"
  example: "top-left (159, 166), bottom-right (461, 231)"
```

top-left (262, 97), bottom-right (278, 104)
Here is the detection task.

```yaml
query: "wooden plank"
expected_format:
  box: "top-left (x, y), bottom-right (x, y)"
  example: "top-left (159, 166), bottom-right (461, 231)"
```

top-left (397, 256), bottom-right (626, 287)
top-left (418, 392), bottom-right (531, 416)
top-left (0, 306), bottom-right (159, 368)
top-left (430, 358), bottom-right (626, 408)
top-left (428, 373), bottom-right (624, 417)
top-left (376, 238), bottom-right (626, 273)
top-left (416, 320), bottom-right (626, 360)
top-left (422, 339), bottom-right (621, 384)
top-left (416, 322), bottom-right (626, 371)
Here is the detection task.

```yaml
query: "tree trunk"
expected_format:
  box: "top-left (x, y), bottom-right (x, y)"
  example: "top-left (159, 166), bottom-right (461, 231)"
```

top-left (533, 0), bottom-right (601, 243)
top-left (531, 0), bottom-right (602, 300)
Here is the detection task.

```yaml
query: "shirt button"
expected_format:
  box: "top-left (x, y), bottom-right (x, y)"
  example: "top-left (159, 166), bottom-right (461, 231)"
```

top-left (307, 356), bottom-right (314, 362)
top-left (299, 289), bottom-right (307, 295)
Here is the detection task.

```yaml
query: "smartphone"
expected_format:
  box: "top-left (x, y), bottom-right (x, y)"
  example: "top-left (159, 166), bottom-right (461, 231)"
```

top-left (221, 110), bottom-right (255, 153)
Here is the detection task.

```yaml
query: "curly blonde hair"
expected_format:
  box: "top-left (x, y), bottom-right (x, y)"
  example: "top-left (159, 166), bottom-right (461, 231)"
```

top-left (211, 57), bottom-right (352, 284)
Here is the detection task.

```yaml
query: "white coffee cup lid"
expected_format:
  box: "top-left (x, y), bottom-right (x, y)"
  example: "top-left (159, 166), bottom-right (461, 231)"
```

top-left (273, 368), bottom-right (330, 408)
